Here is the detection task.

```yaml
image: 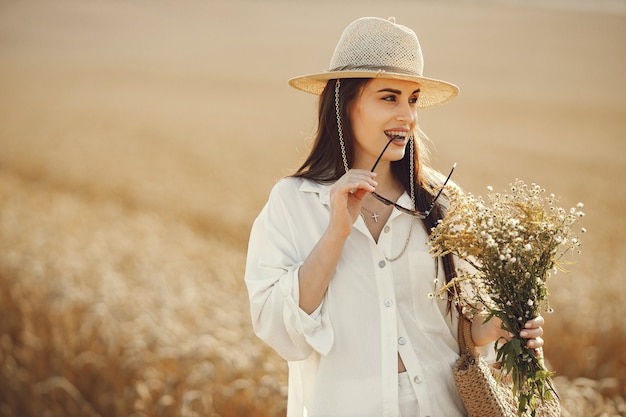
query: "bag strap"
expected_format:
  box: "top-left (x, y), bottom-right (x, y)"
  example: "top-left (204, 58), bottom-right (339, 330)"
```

top-left (454, 283), bottom-right (479, 357)
top-left (457, 311), bottom-right (479, 357)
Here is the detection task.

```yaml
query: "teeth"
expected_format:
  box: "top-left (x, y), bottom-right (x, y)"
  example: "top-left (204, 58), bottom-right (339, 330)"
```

top-left (385, 131), bottom-right (407, 140)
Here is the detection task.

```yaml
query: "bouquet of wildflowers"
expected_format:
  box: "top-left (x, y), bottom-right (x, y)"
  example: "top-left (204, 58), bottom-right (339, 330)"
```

top-left (429, 180), bottom-right (585, 417)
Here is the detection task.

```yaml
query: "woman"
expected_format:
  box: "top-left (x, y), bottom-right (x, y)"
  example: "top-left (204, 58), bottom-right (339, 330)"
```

top-left (245, 17), bottom-right (544, 417)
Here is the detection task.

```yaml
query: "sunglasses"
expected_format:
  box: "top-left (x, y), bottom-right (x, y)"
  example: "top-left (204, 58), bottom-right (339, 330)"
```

top-left (369, 137), bottom-right (456, 219)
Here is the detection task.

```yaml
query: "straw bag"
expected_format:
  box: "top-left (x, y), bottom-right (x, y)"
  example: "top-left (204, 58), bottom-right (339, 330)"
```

top-left (453, 315), bottom-right (561, 417)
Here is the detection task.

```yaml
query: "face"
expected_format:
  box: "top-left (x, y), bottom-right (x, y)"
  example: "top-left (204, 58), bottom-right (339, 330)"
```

top-left (349, 78), bottom-right (420, 170)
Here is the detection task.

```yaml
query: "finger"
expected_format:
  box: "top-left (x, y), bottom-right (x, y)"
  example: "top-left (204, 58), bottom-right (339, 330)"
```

top-left (344, 169), bottom-right (377, 181)
top-left (346, 179), bottom-right (376, 194)
top-left (526, 337), bottom-right (544, 349)
top-left (342, 169), bottom-right (376, 183)
top-left (524, 315), bottom-right (544, 329)
top-left (348, 168), bottom-right (377, 179)
top-left (520, 327), bottom-right (543, 339)
top-left (352, 188), bottom-right (369, 200)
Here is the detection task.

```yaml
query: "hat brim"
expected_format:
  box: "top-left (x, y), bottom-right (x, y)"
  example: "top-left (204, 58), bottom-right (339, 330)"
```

top-left (289, 70), bottom-right (459, 109)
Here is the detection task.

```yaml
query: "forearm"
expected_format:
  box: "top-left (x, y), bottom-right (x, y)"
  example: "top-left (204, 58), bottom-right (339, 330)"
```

top-left (298, 229), bottom-right (347, 314)
top-left (471, 314), bottom-right (507, 347)
top-left (297, 169), bottom-right (377, 314)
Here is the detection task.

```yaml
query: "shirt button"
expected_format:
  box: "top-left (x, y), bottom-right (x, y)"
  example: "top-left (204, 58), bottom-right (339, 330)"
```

top-left (383, 225), bottom-right (390, 233)
top-left (398, 337), bottom-right (406, 346)
top-left (378, 260), bottom-right (386, 268)
top-left (414, 375), bottom-right (422, 384)
top-left (384, 299), bottom-right (393, 307)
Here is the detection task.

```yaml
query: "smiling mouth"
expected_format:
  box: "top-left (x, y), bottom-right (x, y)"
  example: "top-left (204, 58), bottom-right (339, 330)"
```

top-left (384, 130), bottom-right (408, 141)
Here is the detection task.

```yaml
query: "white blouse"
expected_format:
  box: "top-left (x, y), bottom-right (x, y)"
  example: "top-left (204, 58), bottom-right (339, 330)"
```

top-left (245, 176), bottom-right (471, 417)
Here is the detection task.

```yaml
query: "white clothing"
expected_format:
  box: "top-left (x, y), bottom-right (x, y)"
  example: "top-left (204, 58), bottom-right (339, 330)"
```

top-left (245, 176), bottom-right (468, 417)
top-left (399, 372), bottom-right (419, 417)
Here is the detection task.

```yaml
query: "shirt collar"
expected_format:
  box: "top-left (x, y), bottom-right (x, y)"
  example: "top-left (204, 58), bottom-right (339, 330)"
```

top-left (299, 179), bottom-right (331, 206)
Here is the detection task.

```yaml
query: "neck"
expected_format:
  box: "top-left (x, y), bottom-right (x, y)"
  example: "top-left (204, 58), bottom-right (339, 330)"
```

top-left (368, 163), bottom-right (403, 196)
top-left (352, 153), bottom-right (406, 199)
top-left (354, 155), bottom-right (394, 180)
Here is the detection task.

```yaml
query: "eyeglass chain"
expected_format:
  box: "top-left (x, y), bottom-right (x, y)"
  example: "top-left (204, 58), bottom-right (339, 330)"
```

top-left (386, 136), bottom-right (415, 262)
top-left (335, 79), bottom-right (350, 174)
top-left (334, 79), bottom-right (416, 262)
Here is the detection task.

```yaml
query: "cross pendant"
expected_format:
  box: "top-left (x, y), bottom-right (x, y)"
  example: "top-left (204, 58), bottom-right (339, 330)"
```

top-left (371, 212), bottom-right (379, 223)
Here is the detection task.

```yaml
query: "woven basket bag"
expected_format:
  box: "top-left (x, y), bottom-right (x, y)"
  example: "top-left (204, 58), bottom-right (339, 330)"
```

top-left (453, 315), bottom-right (561, 417)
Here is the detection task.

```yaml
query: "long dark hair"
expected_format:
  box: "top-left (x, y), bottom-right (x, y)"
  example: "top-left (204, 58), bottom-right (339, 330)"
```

top-left (293, 78), bottom-right (456, 309)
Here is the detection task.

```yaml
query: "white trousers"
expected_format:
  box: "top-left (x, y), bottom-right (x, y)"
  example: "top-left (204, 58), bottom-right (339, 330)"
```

top-left (398, 372), bottom-right (419, 417)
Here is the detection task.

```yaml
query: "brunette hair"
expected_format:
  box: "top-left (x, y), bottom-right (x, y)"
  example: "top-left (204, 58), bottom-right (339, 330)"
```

top-left (293, 78), bottom-right (365, 182)
top-left (292, 78), bottom-right (456, 306)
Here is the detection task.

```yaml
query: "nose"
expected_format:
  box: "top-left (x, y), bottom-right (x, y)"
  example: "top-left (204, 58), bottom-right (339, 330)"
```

top-left (396, 102), bottom-right (417, 124)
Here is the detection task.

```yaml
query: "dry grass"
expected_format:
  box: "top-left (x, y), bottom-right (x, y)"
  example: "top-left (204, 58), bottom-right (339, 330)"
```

top-left (0, 1), bottom-right (625, 416)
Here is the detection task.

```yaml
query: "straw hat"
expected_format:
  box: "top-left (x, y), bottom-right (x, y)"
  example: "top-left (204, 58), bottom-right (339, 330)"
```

top-left (289, 17), bottom-right (459, 109)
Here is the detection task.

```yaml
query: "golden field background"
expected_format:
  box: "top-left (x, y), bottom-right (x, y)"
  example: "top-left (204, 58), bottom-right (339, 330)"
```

top-left (0, 0), bottom-right (625, 416)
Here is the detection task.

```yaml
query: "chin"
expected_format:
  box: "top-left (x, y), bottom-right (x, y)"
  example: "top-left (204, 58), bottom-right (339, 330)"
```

top-left (389, 149), bottom-right (407, 161)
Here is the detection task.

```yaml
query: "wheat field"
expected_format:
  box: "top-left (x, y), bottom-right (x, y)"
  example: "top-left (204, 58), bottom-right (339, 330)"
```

top-left (0, 1), bottom-right (625, 416)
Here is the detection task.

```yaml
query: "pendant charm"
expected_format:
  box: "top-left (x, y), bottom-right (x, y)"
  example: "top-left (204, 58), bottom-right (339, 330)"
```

top-left (371, 212), bottom-right (379, 223)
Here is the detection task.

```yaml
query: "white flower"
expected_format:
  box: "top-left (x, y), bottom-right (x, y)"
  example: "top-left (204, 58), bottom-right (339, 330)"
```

top-left (527, 299), bottom-right (534, 306)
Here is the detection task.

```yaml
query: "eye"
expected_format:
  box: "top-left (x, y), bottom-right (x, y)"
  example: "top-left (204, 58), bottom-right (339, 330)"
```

top-left (382, 95), bottom-right (397, 102)
top-left (410, 89), bottom-right (421, 104)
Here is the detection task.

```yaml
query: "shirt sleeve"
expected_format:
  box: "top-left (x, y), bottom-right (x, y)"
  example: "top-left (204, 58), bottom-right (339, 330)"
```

top-left (244, 182), bottom-right (334, 361)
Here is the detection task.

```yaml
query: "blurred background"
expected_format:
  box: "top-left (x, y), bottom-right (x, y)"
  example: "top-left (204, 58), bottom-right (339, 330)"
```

top-left (0, 0), bottom-right (625, 416)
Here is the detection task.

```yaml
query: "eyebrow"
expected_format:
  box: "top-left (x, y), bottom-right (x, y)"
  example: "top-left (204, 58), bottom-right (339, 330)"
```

top-left (377, 88), bottom-right (421, 95)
